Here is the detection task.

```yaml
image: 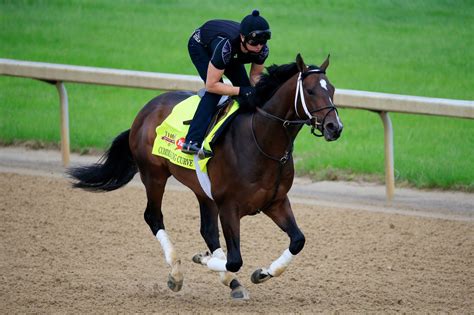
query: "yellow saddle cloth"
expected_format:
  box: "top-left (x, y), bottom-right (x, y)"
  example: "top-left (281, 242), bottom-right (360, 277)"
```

top-left (151, 95), bottom-right (239, 172)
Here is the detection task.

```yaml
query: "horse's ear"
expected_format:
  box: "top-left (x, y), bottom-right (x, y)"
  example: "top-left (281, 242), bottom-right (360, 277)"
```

top-left (320, 54), bottom-right (330, 71)
top-left (296, 53), bottom-right (307, 72)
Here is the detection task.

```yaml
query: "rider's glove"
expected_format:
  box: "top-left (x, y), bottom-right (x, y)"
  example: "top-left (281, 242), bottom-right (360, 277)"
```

top-left (238, 86), bottom-right (256, 98)
top-left (236, 86), bottom-right (257, 112)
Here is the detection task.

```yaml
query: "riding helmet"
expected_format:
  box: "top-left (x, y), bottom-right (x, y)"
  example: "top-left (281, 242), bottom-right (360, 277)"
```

top-left (240, 10), bottom-right (271, 45)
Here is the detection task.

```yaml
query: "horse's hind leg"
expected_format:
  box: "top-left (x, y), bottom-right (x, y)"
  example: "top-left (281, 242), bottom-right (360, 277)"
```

top-left (142, 171), bottom-right (183, 292)
top-left (251, 196), bottom-right (305, 284)
top-left (192, 198), bottom-right (249, 300)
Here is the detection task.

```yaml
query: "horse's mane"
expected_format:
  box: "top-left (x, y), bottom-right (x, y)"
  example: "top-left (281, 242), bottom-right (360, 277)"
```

top-left (253, 62), bottom-right (299, 106)
top-left (239, 61), bottom-right (318, 111)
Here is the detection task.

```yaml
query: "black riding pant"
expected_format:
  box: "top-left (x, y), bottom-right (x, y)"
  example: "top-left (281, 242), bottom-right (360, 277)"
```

top-left (185, 36), bottom-right (250, 145)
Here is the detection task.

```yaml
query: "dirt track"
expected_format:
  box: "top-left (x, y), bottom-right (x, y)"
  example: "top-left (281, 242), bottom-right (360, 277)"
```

top-left (1, 168), bottom-right (473, 313)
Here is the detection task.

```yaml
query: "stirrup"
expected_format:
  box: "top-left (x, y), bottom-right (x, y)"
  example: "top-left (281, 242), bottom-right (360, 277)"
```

top-left (197, 148), bottom-right (213, 159)
top-left (181, 141), bottom-right (200, 155)
top-left (182, 141), bottom-right (213, 159)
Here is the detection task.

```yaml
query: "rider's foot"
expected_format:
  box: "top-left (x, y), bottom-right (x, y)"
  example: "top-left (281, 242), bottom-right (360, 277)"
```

top-left (181, 140), bottom-right (200, 155)
top-left (181, 141), bottom-right (213, 158)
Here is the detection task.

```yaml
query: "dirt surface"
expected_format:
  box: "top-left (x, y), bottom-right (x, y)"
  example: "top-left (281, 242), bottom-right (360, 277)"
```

top-left (0, 148), bottom-right (473, 313)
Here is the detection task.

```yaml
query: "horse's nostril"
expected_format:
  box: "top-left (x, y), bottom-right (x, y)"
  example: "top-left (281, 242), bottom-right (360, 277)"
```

top-left (326, 122), bottom-right (336, 132)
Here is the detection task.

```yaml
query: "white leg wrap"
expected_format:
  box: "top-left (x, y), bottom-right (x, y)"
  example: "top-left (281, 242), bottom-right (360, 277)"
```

top-left (212, 248), bottom-right (226, 259)
top-left (207, 257), bottom-right (227, 272)
top-left (156, 229), bottom-right (176, 266)
top-left (209, 248), bottom-right (234, 285)
top-left (203, 248), bottom-right (227, 272)
top-left (267, 249), bottom-right (294, 277)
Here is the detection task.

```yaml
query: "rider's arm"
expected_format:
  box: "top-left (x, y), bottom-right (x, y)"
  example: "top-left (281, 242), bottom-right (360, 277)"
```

top-left (205, 62), bottom-right (240, 96)
top-left (249, 63), bottom-right (265, 86)
top-left (207, 37), bottom-right (247, 96)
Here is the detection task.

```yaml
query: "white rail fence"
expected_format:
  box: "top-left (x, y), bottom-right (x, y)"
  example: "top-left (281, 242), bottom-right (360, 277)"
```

top-left (1, 58), bottom-right (473, 200)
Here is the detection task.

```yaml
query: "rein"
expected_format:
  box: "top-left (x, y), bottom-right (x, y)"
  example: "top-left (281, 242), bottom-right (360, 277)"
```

top-left (251, 68), bottom-right (338, 212)
top-left (251, 109), bottom-right (297, 213)
top-left (252, 107), bottom-right (299, 164)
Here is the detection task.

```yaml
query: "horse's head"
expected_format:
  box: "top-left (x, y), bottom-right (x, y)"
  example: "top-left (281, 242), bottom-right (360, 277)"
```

top-left (294, 54), bottom-right (343, 141)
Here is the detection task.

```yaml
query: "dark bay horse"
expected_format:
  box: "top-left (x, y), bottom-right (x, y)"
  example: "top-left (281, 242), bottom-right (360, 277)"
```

top-left (68, 54), bottom-right (343, 300)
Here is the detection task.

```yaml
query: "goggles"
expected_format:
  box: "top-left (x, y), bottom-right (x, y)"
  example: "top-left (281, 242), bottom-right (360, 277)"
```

top-left (245, 29), bottom-right (271, 46)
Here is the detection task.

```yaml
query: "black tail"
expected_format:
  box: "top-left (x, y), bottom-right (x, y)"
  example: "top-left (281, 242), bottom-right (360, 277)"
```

top-left (67, 129), bottom-right (138, 191)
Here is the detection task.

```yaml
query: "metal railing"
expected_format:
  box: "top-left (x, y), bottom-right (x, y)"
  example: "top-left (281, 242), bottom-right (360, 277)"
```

top-left (1, 58), bottom-right (473, 200)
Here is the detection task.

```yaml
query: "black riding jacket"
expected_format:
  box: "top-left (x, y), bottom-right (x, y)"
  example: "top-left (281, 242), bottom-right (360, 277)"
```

top-left (193, 19), bottom-right (269, 70)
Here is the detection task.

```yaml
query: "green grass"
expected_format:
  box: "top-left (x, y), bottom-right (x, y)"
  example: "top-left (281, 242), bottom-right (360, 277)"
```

top-left (294, 110), bottom-right (474, 190)
top-left (0, 0), bottom-right (473, 190)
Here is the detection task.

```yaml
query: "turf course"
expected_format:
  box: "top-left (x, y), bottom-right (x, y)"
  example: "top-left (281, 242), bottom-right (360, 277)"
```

top-left (0, 0), bottom-right (473, 190)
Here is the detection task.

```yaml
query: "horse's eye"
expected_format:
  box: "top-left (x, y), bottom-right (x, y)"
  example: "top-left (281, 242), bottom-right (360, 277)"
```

top-left (306, 89), bottom-right (315, 95)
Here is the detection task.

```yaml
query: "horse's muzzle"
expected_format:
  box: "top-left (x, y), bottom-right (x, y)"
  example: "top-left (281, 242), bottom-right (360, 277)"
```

top-left (323, 121), bottom-right (343, 141)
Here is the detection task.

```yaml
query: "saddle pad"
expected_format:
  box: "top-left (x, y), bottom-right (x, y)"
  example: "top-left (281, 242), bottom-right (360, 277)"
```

top-left (152, 95), bottom-right (239, 172)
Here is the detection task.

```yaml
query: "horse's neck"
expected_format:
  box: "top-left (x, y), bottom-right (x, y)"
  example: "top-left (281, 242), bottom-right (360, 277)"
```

top-left (259, 74), bottom-right (302, 138)
top-left (249, 75), bottom-right (302, 157)
top-left (262, 76), bottom-right (298, 121)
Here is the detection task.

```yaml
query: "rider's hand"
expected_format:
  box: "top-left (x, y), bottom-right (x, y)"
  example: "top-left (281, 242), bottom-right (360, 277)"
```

top-left (238, 86), bottom-right (256, 98)
top-left (236, 86), bottom-right (257, 112)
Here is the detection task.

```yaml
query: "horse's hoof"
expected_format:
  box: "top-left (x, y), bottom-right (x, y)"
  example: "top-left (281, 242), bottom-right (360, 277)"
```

top-left (167, 273), bottom-right (183, 292)
top-left (192, 251), bottom-right (210, 265)
top-left (230, 285), bottom-right (250, 300)
top-left (251, 268), bottom-right (272, 284)
top-left (192, 254), bottom-right (201, 264)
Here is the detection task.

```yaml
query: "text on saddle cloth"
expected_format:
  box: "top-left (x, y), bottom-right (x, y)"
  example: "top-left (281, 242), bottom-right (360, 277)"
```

top-left (151, 94), bottom-right (239, 172)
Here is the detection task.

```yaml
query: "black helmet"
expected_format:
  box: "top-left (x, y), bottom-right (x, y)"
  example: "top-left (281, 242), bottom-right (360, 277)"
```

top-left (240, 10), bottom-right (271, 45)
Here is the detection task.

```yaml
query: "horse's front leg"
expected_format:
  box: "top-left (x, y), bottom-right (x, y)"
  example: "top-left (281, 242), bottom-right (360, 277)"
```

top-left (251, 196), bottom-right (305, 284)
top-left (192, 199), bottom-right (249, 300)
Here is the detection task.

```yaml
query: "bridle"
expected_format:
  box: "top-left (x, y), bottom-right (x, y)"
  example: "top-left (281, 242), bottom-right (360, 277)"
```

top-left (251, 68), bottom-right (338, 163)
top-left (294, 69), bottom-right (338, 137)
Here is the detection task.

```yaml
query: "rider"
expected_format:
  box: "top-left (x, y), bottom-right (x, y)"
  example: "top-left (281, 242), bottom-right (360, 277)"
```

top-left (181, 10), bottom-right (272, 156)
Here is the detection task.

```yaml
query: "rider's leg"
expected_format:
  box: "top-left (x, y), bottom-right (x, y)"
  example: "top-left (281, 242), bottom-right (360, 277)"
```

top-left (182, 91), bottom-right (221, 156)
top-left (182, 35), bottom-right (221, 155)
top-left (188, 35), bottom-right (210, 81)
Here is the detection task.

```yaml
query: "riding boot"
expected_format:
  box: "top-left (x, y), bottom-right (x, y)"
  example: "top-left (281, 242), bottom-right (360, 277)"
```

top-left (182, 91), bottom-right (221, 157)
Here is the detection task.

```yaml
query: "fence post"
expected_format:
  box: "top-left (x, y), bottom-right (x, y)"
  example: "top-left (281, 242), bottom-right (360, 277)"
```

top-left (55, 81), bottom-right (70, 166)
top-left (379, 111), bottom-right (395, 201)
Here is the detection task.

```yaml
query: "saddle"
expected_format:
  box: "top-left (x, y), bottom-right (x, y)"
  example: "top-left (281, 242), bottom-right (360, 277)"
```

top-left (152, 91), bottom-right (239, 173)
top-left (152, 92), bottom-right (239, 200)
